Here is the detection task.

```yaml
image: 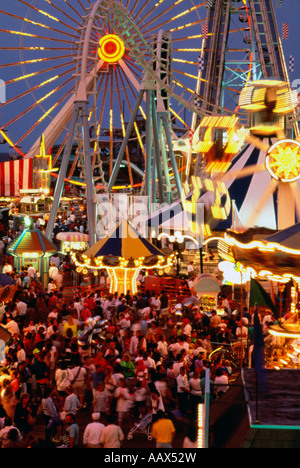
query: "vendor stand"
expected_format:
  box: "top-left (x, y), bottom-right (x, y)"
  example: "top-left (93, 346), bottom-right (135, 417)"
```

top-left (193, 273), bottom-right (221, 312)
top-left (7, 227), bottom-right (57, 289)
top-left (56, 231), bottom-right (89, 254)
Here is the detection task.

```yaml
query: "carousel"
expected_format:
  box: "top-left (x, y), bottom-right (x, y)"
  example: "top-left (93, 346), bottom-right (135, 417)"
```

top-left (71, 219), bottom-right (176, 295)
top-left (213, 222), bottom-right (300, 368)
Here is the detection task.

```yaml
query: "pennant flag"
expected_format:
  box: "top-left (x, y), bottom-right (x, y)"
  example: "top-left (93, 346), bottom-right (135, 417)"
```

top-left (249, 278), bottom-right (278, 319)
top-left (289, 55), bottom-right (295, 72)
top-left (282, 22), bottom-right (289, 40)
top-left (253, 307), bottom-right (267, 391)
top-left (202, 22), bottom-right (208, 40)
top-left (189, 128), bottom-right (194, 148)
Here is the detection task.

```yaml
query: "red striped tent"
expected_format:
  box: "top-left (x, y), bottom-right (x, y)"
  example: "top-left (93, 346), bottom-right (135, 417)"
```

top-left (0, 159), bottom-right (33, 197)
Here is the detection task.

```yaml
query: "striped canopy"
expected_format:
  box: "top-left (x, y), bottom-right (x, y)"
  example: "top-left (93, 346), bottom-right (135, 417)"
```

top-left (56, 232), bottom-right (89, 242)
top-left (0, 159), bottom-right (33, 197)
top-left (84, 219), bottom-right (166, 260)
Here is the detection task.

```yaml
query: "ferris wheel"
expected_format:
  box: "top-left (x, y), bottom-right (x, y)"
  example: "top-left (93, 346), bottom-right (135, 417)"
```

top-left (0, 1), bottom-right (219, 185)
top-left (0, 1), bottom-right (261, 183)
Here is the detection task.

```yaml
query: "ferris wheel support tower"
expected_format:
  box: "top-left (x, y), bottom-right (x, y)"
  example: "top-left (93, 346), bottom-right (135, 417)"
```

top-left (198, 0), bottom-right (289, 116)
top-left (45, 0), bottom-right (103, 246)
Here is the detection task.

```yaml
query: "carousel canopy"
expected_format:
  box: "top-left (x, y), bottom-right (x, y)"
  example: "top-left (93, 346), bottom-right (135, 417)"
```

top-left (8, 228), bottom-right (57, 255)
top-left (263, 222), bottom-right (300, 250)
top-left (221, 224), bottom-right (300, 282)
top-left (84, 218), bottom-right (166, 260)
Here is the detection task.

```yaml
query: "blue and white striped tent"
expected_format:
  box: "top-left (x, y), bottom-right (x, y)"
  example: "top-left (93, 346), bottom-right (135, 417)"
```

top-left (211, 138), bottom-right (282, 231)
top-left (224, 139), bottom-right (277, 229)
top-left (84, 218), bottom-right (166, 260)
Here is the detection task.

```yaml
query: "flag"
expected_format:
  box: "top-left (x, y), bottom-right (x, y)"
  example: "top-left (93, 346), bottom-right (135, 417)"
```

top-left (249, 278), bottom-right (278, 319)
top-left (202, 22), bottom-right (208, 40)
top-left (198, 55), bottom-right (204, 72)
top-left (282, 22), bottom-right (289, 40)
top-left (253, 307), bottom-right (267, 391)
top-left (289, 55), bottom-right (295, 72)
top-left (189, 128), bottom-right (194, 148)
top-left (276, 0), bottom-right (282, 7)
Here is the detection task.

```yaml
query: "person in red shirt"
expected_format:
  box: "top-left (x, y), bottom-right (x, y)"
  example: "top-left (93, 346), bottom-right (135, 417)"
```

top-left (93, 350), bottom-right (107, 371)
top-left (80, 303), bottom-right (92, 322)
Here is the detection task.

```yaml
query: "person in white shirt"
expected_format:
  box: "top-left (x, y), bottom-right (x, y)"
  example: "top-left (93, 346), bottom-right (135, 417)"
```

top-left (2, 263), bottom-right (12, 274)
top-left (27, 265), bottom-right (36, 280)
top-left (99, 414), bottom-right (124, 448)
top-left (176, 367), bottom-right (190, 417)
top-left (16, 343), bottom-right (26, 364)
top-left (2, 316), bottom-right (19, 336)
top-left (173, 337), bottom-right (189, 357)
top-left (214, 368), bottom-right (229, 397)
top-left (0, 418), bottom-right (22, 448)
top-left (182, 319), bottom-right (192, 338)
top-left (173, 356), bottom-right (184, 378)
top-left (83, 412), bottom-right (105, 448)
top-left (114, 378), bottom-right (134, 427)
top-left (49, 263), bottom-right (59, 281)
top-left (189, 370), bottom-right (202, 412)
top-left (73, 298), bottom-right (83, 320)
top-left (129, 330), bottom-right (145, 357)
top-left (157, 335), bottom-right (168, 358)
top-left (150, 295), bottom-right (161, 314)
top-left (187, 261), bottom-right (195, 277)
top-left (235, 320), bottom-right (248, 358)
top-left (14, 298), bottom-right (27, 318)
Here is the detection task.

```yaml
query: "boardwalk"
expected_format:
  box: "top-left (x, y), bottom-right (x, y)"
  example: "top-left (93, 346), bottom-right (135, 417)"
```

top-left (29, 405), bottom-right (188, 449)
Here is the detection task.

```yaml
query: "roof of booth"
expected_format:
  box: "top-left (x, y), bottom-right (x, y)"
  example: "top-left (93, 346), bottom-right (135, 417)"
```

top-left (8, 229), bottom-right (57, 255)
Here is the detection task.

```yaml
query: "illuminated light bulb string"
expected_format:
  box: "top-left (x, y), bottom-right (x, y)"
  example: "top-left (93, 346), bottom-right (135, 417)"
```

top-left (72, 251), bottom-right (177, 294)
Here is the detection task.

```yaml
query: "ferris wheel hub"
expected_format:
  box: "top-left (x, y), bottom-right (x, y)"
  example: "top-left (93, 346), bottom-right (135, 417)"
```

top-left (266, 139), bottom-right (300, 183)
top-left (98, 34), bottom-right (125, 63)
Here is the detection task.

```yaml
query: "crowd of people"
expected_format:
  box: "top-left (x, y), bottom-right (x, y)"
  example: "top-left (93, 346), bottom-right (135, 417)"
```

top-left (0, 257), bottom-right (261, 449)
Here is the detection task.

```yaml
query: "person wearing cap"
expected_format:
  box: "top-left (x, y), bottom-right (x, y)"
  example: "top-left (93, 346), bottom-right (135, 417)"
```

top-left (83, 412), bottom-right (105, 448)
top-left (182, 318), bottom-right (192, 338)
